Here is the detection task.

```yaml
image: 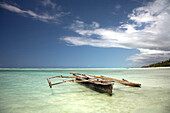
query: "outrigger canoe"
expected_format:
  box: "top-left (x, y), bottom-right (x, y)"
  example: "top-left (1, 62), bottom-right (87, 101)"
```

top-left (74, 73), bottom-right (113, 95)
top-left (47, 72), bottom-right (141, 96)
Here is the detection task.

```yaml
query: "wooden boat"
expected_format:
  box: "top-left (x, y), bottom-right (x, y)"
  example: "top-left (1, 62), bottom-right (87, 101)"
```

top-left (47, 72), bottom-right (141, 96)
top-left (73, 73), bottom-right (113, 95)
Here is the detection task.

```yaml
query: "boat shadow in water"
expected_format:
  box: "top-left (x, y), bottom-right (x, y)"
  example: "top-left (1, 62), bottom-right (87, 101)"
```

top-left (113, 87), bottom-right (141, 95)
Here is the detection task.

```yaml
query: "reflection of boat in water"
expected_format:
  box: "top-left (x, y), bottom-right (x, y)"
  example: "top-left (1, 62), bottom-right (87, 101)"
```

top-left (47, 72), bottom-right (141, 96)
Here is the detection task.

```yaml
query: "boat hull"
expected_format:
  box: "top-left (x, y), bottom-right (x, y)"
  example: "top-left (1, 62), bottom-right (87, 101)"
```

top-left (76, 77), bottom-right (113, 95)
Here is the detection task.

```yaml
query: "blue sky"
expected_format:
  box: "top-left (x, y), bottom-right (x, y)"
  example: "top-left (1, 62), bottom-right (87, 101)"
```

top-left (0, 0), bottom-right (170, 68)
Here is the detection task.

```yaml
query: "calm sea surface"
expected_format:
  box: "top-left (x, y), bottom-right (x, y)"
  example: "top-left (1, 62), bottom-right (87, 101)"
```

top-left (0, 68), bottom-right (170, 113)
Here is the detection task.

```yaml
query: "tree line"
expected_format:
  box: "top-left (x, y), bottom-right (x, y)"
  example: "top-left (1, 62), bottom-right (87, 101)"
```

top-left (142, 59), bottom-right (170, 68)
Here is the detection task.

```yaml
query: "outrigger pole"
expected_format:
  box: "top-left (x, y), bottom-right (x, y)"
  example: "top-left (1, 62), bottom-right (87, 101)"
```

top-left (47, 75), bottom-right (113, 88)
top-left (70, 72), bottom-right (141, 87)
top-left (47, 75), bottom-right (84, 88)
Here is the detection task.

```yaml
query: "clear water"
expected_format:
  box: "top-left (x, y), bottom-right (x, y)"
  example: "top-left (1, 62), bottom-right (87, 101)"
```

top-left (0, 68), bottom-right (170, 113)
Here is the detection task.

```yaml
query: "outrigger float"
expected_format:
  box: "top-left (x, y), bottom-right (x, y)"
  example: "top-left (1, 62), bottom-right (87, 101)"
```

top-left (47, 72), bottom-right (141, 96)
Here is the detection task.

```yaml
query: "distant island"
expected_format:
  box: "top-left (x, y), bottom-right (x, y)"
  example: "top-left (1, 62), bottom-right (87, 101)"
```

top-left (142, 59), bottom-right (170, 68)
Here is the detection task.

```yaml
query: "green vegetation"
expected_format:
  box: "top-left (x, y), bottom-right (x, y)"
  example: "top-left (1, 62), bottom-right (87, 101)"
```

top-left (142, 59), bottom-right (170, 68)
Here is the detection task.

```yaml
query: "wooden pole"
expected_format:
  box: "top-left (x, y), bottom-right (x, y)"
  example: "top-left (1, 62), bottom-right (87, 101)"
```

top-left (48, 75), bottom-right (87, 79)
top-left (70, 72), bottom-right (141, 87)
top-left (47, 76), bottom-right (115, 87)
top-left (47, 78), bottom-right (52, 88)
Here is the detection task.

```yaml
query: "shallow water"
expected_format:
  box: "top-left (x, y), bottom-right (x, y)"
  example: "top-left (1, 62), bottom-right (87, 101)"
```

top-left (0, 68), bottom-right (170, 113)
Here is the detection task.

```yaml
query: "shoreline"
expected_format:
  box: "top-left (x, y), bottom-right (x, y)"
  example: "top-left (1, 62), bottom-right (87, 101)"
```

top-left (0, 67), bottom-right (170, 70)
top-left (142, 67), bottom-right (170, 69)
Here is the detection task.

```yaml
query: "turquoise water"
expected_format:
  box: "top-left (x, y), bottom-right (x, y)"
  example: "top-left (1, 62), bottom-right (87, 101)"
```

top-left (0, 68), bottom-right (170, 113)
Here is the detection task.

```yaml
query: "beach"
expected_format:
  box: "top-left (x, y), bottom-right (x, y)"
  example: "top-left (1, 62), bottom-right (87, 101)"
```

top-left (0, 68), bottom-right (170, 113)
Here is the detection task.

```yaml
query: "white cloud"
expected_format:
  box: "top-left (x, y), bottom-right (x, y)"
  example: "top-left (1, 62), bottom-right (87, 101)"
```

top-left (127, 49), bottom-right (170, 67)
top-left (69, 20), bottom-right (100, 30)
top-left (91, 21), bottom-right (100, 29)
top-left (0, 2), bottom-right (69, 23)
top-left (62, 0), bottom-right (170, 66)
top-left (41, 0), bottom-right (56, 9)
